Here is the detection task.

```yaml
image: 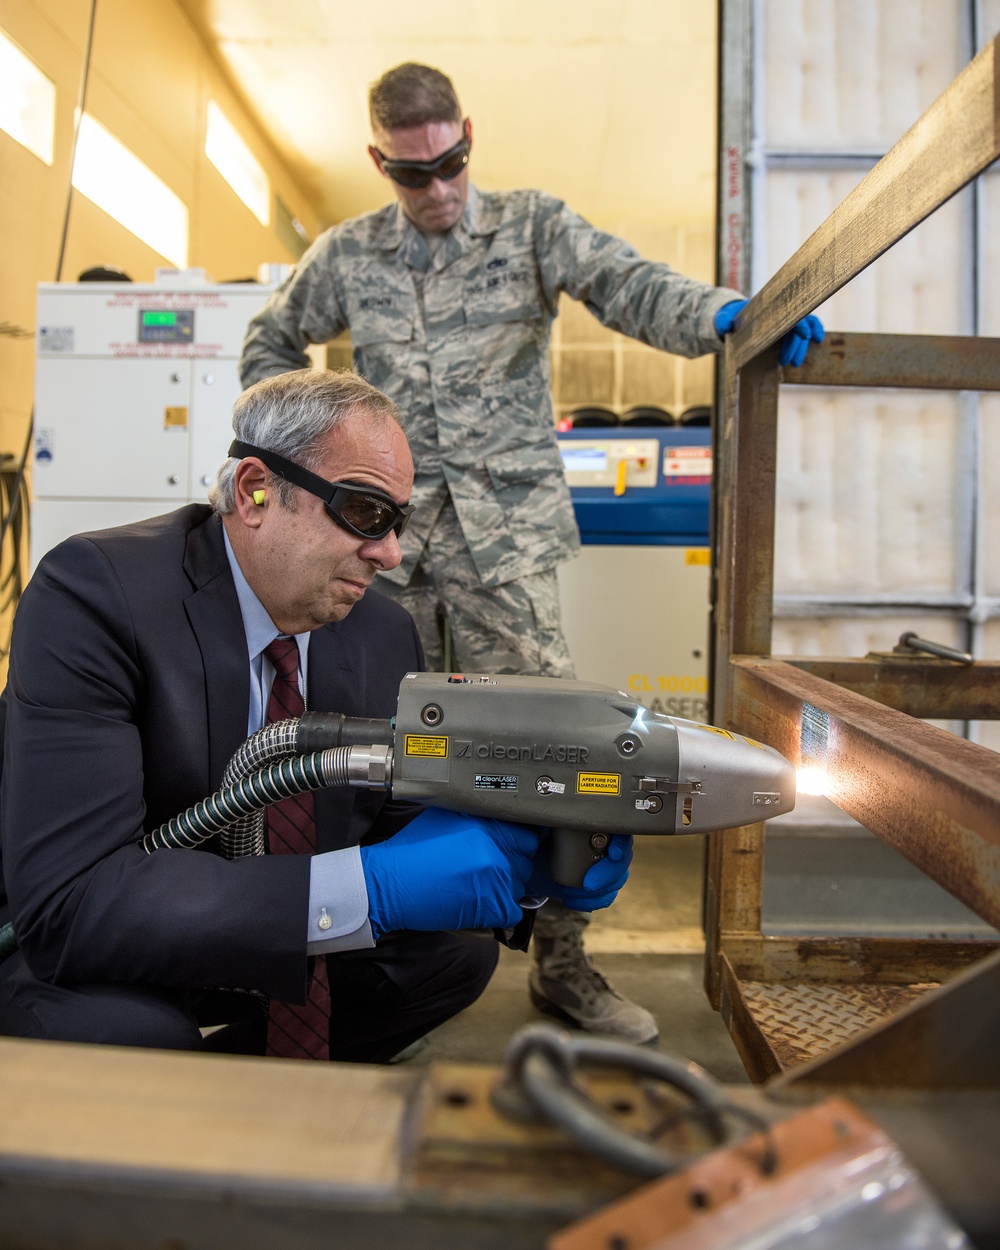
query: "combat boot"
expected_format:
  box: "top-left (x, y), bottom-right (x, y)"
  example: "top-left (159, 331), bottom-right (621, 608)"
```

top-left (528, 900), bottom-right (659, 1044)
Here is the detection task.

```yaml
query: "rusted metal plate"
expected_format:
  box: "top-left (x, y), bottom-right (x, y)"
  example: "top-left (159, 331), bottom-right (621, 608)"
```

top-left (728, 658), bottom-right (1000, 930)
top-left (789, 332), bottom-right (1000, 391)
top-left (547, 1099), bottom-right (888, 1250)
top-left (770, 946), bottom-right (1000, 1092)
top-left (739, 980), bottom-right (938, 1073)
top-left (717, 952), bottom-right (783, 1084)
top-left (722, 934), bottom-right (997, 987)
top-left (786, 656), bottom-right (1000, 720)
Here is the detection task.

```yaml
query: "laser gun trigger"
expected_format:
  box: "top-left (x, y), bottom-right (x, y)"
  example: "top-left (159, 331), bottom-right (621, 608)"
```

top-left (550, 826), bottom-right (610, 885)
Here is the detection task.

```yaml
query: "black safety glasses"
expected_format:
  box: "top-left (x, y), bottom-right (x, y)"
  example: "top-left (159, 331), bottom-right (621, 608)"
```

top-left (229, 441), bottom-right (414, 540)
top-left (375, 136), bottom-right (470, 189)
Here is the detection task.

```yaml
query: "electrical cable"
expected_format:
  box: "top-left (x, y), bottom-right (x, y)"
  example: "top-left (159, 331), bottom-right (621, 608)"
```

top-left (54, 0), bottom-right (99, 284)
top-left (0, 452), bottom-right (30, 660)
top-left (0, 0), bottom-right (100, 629)
top-left (490, 1023), bottom-right (777, 1180)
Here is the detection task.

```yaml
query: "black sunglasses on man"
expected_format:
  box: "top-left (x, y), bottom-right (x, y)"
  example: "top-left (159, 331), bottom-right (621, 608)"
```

top-left (229, 441), bottom-right (415, 540)
top-left (373, 135), bottom-right (470, 190)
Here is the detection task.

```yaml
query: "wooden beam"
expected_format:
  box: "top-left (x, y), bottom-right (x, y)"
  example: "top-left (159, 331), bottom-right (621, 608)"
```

top-left (790, 333), bottom-right (1000, 392)
top-left (728, 35), bottom-right (1000, 370)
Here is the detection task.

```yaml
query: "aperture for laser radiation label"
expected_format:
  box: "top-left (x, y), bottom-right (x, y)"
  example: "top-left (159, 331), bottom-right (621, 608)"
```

top-left (577, 772), bottom-right (621, 795)
top-left (404, 735), bottom-right (448, 758)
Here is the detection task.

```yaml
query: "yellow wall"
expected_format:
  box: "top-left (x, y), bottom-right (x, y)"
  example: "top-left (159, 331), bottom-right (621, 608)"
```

top-left (0, 0), bottom-right (323, 463)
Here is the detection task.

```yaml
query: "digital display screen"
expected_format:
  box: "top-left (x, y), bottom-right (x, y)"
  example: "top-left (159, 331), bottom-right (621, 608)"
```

top-left (560, 447), bottom-right (608, 474)
top-left (138, 308), bottom-right (194, 343)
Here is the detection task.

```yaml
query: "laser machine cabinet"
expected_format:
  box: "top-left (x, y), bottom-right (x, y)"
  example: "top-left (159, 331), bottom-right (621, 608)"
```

top-left (556, 427), bottom-right (711, 719)
top-left (31, 280), bottom-right (277, 569)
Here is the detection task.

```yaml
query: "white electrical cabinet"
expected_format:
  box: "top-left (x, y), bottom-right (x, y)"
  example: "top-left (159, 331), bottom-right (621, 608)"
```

top-left (32, 281), bottom-right (276, 568)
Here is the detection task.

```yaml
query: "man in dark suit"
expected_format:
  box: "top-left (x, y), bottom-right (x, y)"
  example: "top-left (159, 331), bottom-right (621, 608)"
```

top-left (0, 369), bottom-right (630, 1060)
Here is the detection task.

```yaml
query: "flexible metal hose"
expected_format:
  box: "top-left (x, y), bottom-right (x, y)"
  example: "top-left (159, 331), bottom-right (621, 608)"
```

top-left (141, 745), bottom-right (392, 853)
top-left (219, 719), bottom-right (301, 859)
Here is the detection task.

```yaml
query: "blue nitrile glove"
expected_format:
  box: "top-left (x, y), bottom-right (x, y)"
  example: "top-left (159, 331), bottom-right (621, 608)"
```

top-left (778, 313), bottom-right (824, 367)
top-left (527, 833), bottom-right (633, 913)
top-left (713, 299), bottom-right (825, 367)
top-left (360, 807), bottom-right (540, 939)
top-left (713, 298), bottom-right (748, 337)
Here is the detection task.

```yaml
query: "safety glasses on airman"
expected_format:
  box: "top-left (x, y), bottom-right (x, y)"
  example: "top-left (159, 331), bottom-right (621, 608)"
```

top-left (229, 441), bottom-right (415, 540)
top-left (374, 136), bottom-right (470, 189)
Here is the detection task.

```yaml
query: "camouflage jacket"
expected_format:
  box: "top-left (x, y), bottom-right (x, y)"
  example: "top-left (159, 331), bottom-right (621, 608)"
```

top-left (241, 186), bottom-right (741, 588)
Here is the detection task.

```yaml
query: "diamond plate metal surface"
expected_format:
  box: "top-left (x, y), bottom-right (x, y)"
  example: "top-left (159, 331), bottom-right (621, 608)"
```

top-left (742, 980), bottom-right (939, 1070)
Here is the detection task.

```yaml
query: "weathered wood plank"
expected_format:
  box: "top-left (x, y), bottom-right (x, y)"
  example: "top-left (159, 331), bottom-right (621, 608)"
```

top-left (728, 36), bottom-right (1000, 370)
top-left (790, 333), bottom-right (1000, 392)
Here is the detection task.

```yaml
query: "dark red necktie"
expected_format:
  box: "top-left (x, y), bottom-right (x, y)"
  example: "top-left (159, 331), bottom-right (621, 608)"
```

top-left (263, 637), bottom-right (331, 1061)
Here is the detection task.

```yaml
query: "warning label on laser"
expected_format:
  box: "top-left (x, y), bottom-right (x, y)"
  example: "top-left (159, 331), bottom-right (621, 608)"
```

top-left (577, 772), bottom-right (621, 795)
top-left (404, 735), bottom-right (448, 758)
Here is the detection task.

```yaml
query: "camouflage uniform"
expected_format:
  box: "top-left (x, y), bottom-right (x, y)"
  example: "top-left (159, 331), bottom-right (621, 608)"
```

top-left (241, 185), bottom-right (742, 1044)
top-left (241, 184), bottom-right (740, 645)
top-left (371, 492), bottom-right (574, 676)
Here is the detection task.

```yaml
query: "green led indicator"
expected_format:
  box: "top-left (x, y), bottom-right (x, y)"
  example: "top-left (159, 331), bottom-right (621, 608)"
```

top-left (142, 311), bottom-right (177, 327)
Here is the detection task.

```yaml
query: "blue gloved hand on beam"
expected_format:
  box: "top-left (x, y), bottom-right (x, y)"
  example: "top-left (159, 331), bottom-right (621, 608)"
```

top-left (714, 299), bottom-right (825, 367)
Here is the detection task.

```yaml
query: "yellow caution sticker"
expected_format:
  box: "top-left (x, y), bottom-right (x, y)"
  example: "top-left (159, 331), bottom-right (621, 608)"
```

top-left (404, 734), bottom-right (448, 758)
top-left (577, 772), bottom-right (621, 795)
top-left (694, 724), bottom-right (734, 739)
top-left (685, 548), bottom-right (710, 565)
top-left (743, 736), bottom-right (766, 750)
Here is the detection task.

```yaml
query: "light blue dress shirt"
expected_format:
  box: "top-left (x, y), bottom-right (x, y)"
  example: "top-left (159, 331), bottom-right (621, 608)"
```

top-left (223, 528), bottom-right (375, 954)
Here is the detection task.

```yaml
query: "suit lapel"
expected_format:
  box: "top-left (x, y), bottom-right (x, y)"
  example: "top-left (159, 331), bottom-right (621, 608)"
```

top-left (182, 513), bottom-right (250, 787)
top-left (307, 621), bottom-right (367, 717)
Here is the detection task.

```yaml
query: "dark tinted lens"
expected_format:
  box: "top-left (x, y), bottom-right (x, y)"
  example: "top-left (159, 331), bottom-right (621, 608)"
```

top-left (387, 164), bottom-right (433, 190)
top-left (340, 492), bottom-right (398, 536)
top-left (435, 149), bottom-right (468, 181)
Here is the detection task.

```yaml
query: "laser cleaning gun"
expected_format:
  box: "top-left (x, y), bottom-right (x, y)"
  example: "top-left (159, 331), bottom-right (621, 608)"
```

top-left (384, 673), bottom-right (796, 885)
top-left (142, 673), bottom-right (797, 887)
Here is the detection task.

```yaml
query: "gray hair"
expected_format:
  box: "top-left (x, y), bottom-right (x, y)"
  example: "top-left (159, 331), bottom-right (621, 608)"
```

top-left (210, 369), bottom-right (401, 515)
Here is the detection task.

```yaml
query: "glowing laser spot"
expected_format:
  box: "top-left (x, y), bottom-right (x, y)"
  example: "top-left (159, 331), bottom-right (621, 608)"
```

top-left (797, 767), bottom-right (828, 797)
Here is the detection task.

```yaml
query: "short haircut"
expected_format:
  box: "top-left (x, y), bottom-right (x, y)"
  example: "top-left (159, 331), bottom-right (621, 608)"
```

top-left (369, 63), bottom-right (461, 134)
top-left (210, 369), bottom-right (401, 515)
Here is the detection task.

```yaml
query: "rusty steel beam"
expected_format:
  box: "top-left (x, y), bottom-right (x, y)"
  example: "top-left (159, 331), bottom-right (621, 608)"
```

top-left (727, 658), bottom-right (1000, 931)
top-left (726, 35), bottom-right (1000, 371)
top-left (789, 332), bottom-right (1000, 391)
top-left (785, 657), bottom-right (1000, 720)
top-left (721, 933), bottom-right (997, 988)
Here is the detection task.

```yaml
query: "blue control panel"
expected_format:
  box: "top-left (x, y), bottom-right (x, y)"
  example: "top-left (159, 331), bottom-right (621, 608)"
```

top-left (557, 427), bottom-right (711, 546)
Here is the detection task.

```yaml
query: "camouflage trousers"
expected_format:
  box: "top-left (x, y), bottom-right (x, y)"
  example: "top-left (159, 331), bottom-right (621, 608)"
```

top-left (376, 498), bottom-right (576, 679)
top-left (376, 500), bottom-right (594, 941)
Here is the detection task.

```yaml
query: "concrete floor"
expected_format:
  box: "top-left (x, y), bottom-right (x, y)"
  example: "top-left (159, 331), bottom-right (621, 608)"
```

top-left (411, 835), bottom-right (751, 1084)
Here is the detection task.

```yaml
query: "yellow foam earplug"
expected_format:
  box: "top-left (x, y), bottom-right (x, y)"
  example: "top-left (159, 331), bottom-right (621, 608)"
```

top-left (253, 490), bottom-right (266, 506)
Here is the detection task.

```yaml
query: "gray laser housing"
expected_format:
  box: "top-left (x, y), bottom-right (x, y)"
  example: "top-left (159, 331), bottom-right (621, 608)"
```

top-left (390, 673), bottom-right (796, 885)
